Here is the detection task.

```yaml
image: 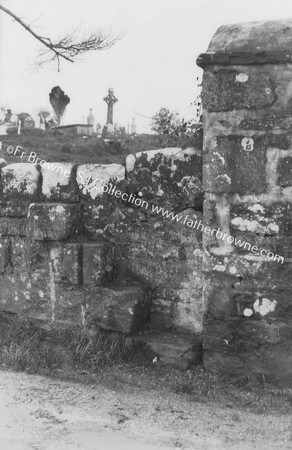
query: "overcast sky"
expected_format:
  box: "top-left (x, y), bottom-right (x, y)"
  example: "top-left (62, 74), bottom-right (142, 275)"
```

top-left (1, 0), bottom-right (292, 132)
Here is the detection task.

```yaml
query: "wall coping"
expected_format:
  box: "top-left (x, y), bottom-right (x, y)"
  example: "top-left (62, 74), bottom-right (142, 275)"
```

top-left (197, 19), bottom-right (292, 68)
top-left (197, 51), bottom-right (292, 68)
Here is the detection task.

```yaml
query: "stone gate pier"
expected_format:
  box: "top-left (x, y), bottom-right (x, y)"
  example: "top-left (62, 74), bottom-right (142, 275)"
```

top-left (198, 20), bottom-right (292, 386)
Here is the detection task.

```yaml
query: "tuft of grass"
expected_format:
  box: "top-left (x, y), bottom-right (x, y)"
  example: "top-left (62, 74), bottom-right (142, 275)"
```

top-left (71, 329), bottom-right (128, 368)
top-left (0, 313), bottom-right (129, 375)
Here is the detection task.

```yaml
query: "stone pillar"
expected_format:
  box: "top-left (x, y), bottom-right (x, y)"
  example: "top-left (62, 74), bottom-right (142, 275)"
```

top-left (197, 20), bottom-right (292, 386)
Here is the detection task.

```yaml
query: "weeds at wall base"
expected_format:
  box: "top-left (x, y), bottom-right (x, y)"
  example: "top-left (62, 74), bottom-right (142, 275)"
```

top-left (0, 312), bottom-right (129, 374)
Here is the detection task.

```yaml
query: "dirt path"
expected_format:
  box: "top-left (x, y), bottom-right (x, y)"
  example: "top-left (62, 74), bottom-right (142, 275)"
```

top-left (0, 369), bottom-right (291, 450)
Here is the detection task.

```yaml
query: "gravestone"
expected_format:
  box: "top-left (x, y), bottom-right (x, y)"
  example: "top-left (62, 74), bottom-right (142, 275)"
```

top-left (102, 88), bottom-right (118, 138)
top-left (87, 108), bottom-right (95, 127)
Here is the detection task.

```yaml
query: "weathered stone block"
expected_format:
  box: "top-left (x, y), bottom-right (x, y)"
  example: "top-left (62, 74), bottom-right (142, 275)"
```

top-left (204, 318), bottom-right (283, 355)
top-left (126, 148), bottom-right (202, 211)
top-left (0, 238), bottom-right (85, 325)
top-left (27, 203), bottom-right (82, 240)
top-left (0, 217), bottom-right (26, 236)
top-left (0, 202), bottom-right (29, 217)
top-left (205, 256), bottom-right (292, 323)
top-left (172, 290), bottom-right (203, 334)
top-left (1, 163), bottom-right (40, 198)
top-left (274, 236), bottom-right (292, 261)
top-left (0, 241), bottom-right (51, 319)
top-left (82, 201), bottom-right (123, 239)
top-left (203, 197), bottom-right (289, 260)
top-left (127, 332), bottom-right (202, 370)
top-left (267, 133), bottom-right (292, 149)
top-left (205, 19), bottom-right (292, 55)
top-left (232, 292), bottom-right (290, 321)
top-left (53, 286), bottom-right (85, 327)
top-left (41, 163), bottom-right (78, 201)
top-left (86, 285), bottom-right (150, 334)
top-left (279, 157), bottom-right (292, 186)
top-left (203, 318), bottom-right (292, 386)
top-left (10, 237), bottom-right (48, 276)
top-left (0, 269), bottom-right (85, 327)
top-left (239, 116), bottom-right (292, 132)
top-left (126, 217), bottom-right (202, 285)
top-left (230, 203), bottom-right (283, 235)
top-left (204, 342), bottom-right (292, 386)
top-left (203, 69), bottom-right (276, 112)
top-left (50, 243), bottom-right (82, 285)
top-left (82, 242), bottom-right (114, 286)
top-left (204, 136), bottom-right (267, 194)
top-left (76, 164), bottom-right (125, 200)
top-left (150, 295), bottom-right (174, 331)
top-left (149, 287), bottom-right (184, 331)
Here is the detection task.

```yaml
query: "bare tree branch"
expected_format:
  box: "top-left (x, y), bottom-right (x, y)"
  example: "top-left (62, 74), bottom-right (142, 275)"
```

top-left (0, 4), bottom-right (123, 71)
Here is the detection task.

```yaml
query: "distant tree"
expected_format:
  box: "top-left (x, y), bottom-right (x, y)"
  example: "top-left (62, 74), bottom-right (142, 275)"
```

top-left (17, 112), bottom-right (35, 128)
top-left (152, 84), bottom-right (202, 138)
top-left (18, 112), bottom-right (30, 123)
top-left (49, 86), bottom-right (70, 126)
top-left (151, 107), bottom-right (202, 136)
top-left (151, 107), bottom-right (182, 135)
top-left (96, 123), bottom-right (102, 135)
top-left (0, 4), bottom-right (122, 71)
top-left (114, 124), bottom-right (126, 138)
top-left (38, 110), bottom-right (56, 129)
top-left (38, 110), bottom-right (51, 121)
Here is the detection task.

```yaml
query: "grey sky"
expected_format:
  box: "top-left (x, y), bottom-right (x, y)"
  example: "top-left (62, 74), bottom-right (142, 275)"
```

top-left (1, 0), bottom-right (292, 132)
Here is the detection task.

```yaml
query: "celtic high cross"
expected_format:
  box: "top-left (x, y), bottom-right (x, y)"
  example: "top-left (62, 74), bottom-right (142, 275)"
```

top-left (103, 88), bottom-right (118, 125)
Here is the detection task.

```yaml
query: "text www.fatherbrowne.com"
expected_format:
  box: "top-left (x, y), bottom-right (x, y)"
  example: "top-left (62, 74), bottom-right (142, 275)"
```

top-left (151, 204), bottom-right (284, 264)
top-left (77, 177), bottom-right (285, 265)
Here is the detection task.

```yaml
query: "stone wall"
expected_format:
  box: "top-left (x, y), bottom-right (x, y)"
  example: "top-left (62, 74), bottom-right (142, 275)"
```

top-left (2, 19), bottom-right (291, 384)
top-left (198, 19), bottom-right (292, 386)
top-left (0, 146), bottom-right (203, 343)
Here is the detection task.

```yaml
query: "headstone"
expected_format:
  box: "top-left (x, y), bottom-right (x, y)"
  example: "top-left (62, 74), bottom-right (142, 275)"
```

top-left (87, 108), bottom-right (95, 126)
top-left (131, 118), bottom-right (137, 134)
top-left (0, 124), bottom-right (7, 135)
top-left (5, 109), bottom-right (12, 122)
top-left (0, 110), bottom-right (5, 123)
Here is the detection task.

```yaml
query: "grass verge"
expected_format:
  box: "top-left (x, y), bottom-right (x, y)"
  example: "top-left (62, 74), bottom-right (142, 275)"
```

top-left (0, 312), bottom-right (292, 415)
top-left (0, 128), bottom-right (202, 165)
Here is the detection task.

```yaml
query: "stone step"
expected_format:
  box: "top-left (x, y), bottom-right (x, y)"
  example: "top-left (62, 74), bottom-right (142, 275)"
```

top-left (126, 331), bottom-right (202, 370)
top-left (86, 285), bottom-right (151, 334)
